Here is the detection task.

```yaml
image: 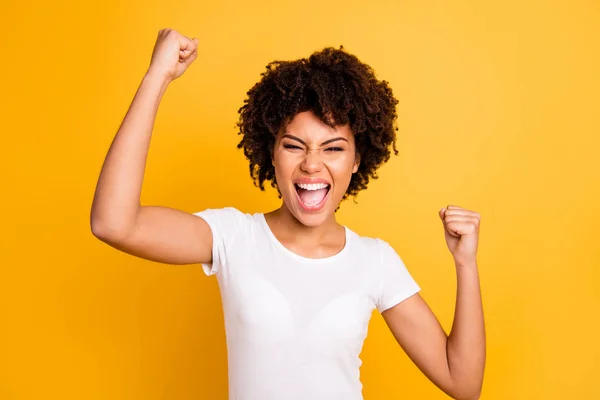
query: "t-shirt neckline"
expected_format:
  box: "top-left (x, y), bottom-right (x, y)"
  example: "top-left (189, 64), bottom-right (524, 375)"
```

top-left (257, 213), bottom-right (351, 264)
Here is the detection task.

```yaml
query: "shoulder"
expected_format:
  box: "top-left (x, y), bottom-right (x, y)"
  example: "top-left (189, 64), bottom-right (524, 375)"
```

top-left (193, 206), bottom-right (250, 221)
top-left (193, 206), bottom-right (258, 235)
top-left (346, 227), bottom-right (395, 261)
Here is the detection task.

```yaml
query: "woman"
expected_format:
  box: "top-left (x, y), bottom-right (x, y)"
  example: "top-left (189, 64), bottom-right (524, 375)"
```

top-left (91, 28), bottom-right (485, 400)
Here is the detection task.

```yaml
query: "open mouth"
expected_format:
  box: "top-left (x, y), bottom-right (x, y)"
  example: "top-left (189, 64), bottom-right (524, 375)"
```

top-left (294, 182), bottom-right (331, 210)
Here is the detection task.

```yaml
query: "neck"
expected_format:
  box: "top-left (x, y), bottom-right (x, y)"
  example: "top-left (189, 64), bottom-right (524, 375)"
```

top-left (267, 203), bottom-right (340, 242)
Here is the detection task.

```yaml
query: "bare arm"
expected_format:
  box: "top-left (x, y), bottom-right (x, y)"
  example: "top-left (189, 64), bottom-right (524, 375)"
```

top-left (382, 264), bottom-right (485, 400)
top-left (382, 206), bottom-right (485, 400)
top-left (90, 29), bottom-right (211, 265)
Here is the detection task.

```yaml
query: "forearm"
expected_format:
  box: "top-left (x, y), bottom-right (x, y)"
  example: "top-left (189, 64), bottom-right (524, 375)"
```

top-left (446, 262), bottom-right (486, 399)
top-left (91, 69), bottom-right (171, 237)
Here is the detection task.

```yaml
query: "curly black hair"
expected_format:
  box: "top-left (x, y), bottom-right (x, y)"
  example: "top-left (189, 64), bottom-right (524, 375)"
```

top-left (236, 45), bottom-right (399, 201)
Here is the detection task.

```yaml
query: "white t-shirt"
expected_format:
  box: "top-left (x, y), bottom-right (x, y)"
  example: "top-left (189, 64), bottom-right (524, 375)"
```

top-left (195, 207), bottom-right (420, 400)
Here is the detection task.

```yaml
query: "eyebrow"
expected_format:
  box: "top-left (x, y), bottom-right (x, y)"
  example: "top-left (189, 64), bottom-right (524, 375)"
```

top-left (282, 134), bottom-right (348, 146)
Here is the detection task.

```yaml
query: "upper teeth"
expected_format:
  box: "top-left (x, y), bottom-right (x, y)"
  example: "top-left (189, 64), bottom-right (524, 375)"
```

top-left (297, 183), bottom-right (329, 190)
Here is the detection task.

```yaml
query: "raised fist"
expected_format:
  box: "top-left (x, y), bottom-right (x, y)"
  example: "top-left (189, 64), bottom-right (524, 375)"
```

top-left (148, 28), bottom-right (199, 82)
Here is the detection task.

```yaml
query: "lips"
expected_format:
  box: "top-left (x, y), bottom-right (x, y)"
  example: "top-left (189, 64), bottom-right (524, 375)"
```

top-left (294, 181), bottom-right (331, 212)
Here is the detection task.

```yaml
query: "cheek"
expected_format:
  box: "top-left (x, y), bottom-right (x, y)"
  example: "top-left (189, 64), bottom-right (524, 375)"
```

top-left (273, 153), bottom-right (297, 185)
top-left (328, 158), bottom-right (356, 184)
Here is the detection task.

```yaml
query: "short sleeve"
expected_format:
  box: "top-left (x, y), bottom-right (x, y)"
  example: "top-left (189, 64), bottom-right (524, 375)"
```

top-left (193, 207), bottom-right (245, 277)
top-left (376, 239), bottom-right (421, 313)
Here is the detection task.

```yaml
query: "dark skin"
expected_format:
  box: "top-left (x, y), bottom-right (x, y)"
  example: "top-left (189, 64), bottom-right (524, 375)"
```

top-left (91, 29), bottom-right (485, 400)
top-left (266, 110), bottom-right (359, 259)
top-left (265, 110), bottom-right (485, 400)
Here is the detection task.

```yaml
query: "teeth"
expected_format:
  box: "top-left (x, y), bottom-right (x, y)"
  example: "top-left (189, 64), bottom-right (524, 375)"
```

top-left (297, 183), bottom-right (329, 191)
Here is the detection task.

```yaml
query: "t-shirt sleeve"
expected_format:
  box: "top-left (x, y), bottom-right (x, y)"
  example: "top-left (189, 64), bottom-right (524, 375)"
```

top-left (376, 239), bottom-right (421, 313)
top-left (193, 207), bottom-right (245, 277)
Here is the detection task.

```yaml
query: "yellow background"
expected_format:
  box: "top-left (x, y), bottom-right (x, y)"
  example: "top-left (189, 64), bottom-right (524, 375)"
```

top-left (1, 0), bottom-right (599, 399)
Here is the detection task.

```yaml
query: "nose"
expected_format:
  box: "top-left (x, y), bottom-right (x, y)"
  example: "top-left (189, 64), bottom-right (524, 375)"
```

top-left (300, 149), bottom-right (323, 174)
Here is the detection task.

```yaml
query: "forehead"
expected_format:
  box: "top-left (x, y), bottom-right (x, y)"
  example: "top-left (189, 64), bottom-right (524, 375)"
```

top-left (280, 111), bottom-right (353, 142)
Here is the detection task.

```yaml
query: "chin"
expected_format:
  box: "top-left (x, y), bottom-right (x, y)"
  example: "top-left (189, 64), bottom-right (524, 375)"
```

top-left (291, 208), bottom-right (333, 227)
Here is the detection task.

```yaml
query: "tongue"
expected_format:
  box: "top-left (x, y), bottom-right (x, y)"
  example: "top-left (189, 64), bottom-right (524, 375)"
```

top-left (298, 188), bottom-right (328, 206)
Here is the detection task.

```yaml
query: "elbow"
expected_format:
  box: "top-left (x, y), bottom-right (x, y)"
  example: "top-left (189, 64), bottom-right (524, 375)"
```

top-left (90, 216), bottom-right (128, 243)
top-left (449, 385), bottom-right (482, 400)
top-left (455, 393), bottom-right (481, 400)
top-left (91, 223), bottom-right (116, 243)
top-left (90, 202), bottom-right (138, 242)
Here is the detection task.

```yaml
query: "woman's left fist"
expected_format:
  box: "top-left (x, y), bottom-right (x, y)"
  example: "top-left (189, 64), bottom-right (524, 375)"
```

top-left (439, 205), bottom-right (480, 266)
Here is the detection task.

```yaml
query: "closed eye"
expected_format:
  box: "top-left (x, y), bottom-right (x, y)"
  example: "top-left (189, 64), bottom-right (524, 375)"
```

top-left (283, 144), bottom-right (303, 150)
top-left (325, 147), bottom-right (344, 152)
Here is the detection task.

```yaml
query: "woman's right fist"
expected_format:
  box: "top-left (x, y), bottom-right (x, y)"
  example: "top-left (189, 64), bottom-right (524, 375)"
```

top-left (148, 29), bottom-right (199, 82)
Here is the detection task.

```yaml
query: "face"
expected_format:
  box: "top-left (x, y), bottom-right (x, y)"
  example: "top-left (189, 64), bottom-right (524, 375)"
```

top-left (272, 110), bottom-right (360, 227)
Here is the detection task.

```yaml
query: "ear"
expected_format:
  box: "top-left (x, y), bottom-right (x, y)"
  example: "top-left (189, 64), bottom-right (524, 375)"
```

top-left (352, 152), bottom-right (361, 173)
